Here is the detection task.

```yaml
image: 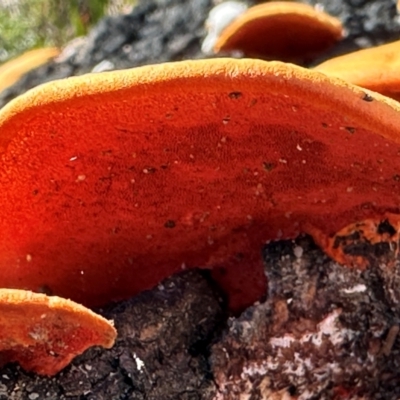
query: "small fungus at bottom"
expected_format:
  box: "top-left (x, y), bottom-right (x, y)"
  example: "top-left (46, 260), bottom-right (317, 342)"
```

top-left (314, 40), bottom-right (400, 102)
top-left (0, 58), bottom-right (400, 313)
top-left (211, 2), bottom-right (343, 64)
top-left (0, 289), bottom-right (116, 376)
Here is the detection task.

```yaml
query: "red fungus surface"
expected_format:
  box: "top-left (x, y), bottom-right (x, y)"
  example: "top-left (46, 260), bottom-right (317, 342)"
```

top-left (1, 59), bottom-right (400, 312)
top-left (0, 289), bottom-right (116, 376)
top-left (315, 40), bottom-right (400, 102)
top-left (213, 2), bottom-right (343, 63)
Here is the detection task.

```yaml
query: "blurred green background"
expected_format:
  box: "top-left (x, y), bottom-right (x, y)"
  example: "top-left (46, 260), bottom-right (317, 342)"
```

top-left (0, 0), bottom-right (136, 62)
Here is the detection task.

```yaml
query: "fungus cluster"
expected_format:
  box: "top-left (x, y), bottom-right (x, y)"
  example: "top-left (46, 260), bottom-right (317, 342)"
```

top-left (1, 58), bottom-right (400, 318)
top-left (202, 0), bottom-right (400, 101)
top-left (2, 13), bottom-right (400, 375)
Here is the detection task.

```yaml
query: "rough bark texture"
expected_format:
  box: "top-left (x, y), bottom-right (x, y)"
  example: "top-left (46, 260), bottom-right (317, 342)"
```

top-left (211, 235), bottom-right (400, 399)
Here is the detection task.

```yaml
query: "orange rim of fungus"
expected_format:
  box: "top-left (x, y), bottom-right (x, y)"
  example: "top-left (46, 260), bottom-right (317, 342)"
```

top-left (1, 58), bottom-right (400, 313)
top-left (0, 48), bottom-right (60, 94)
top-left (0, 289), bottom-right (116, 376)
top-left (213, 2), bottom-right (343, 63)
top-left (314, 40), bottom-right (400, 102)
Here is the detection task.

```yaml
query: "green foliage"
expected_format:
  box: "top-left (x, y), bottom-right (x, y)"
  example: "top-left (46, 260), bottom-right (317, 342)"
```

top-left (0, 0), bottom-right (135, 62)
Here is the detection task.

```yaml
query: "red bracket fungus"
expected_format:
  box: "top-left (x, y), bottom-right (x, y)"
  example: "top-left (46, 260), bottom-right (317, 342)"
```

top-left (1, 59), bottom-right (400, 313)
top-left (0, 48), bottom-right (60, 94)
top-left (314, 40), bottom-right (400, 102)
top-left (211, 2), bottom-right (343, 63)
top-left (0, 289), bottom-right (116, 376)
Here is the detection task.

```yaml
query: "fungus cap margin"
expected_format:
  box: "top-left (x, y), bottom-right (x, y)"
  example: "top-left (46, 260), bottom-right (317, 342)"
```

top-left (212, 2), bottom-right (343, 61)
top-left (0, 48), bottom-right (60, 94)
top-left (1, 57), bottom-right (400, 147)
top-left (314, 40), bottom-right (400, 101)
